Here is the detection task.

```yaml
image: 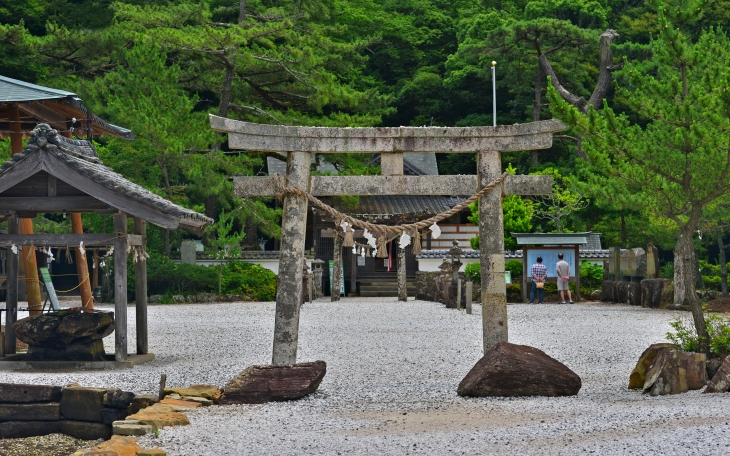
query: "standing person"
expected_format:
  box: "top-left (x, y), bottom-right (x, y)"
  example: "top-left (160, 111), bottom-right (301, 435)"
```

top-left (556, 253), bottom-right (574, 304)
top-left (529, 256), bottom-right (547, 304)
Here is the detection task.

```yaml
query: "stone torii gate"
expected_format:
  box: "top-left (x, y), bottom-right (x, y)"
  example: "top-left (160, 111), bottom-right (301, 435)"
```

top-left (210, 115), bottom-right (565, 365)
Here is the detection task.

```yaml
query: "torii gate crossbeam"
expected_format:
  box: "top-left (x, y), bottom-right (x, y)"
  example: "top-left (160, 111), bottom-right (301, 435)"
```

top-left (211, 115), bottom-right (566, 365)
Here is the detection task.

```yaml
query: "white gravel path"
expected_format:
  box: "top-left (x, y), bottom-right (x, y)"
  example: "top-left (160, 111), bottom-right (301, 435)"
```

top-left (2, 299), bottom-right (729, 455)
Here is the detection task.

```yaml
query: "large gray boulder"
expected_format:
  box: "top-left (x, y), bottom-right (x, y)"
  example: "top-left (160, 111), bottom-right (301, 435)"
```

top-left (641, 279), bottom-right (674, 309)
top-left (457, 342), bottom-right (581, 397)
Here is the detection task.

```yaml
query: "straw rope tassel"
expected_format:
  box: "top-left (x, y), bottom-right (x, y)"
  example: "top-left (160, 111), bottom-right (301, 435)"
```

top-left (342, 225), bottom-right (355, 248)
top-left (376, 235), bottom-right (388, 258)
top-left (411, 230), bottom-right (422, 255)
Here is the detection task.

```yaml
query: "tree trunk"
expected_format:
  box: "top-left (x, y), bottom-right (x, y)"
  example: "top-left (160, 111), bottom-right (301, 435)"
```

top-left (674, 225), bottom-right (708, 353)
top-left (695, 245), bottom-right (705, 290)
top-left (718, 227), bottom-right (728, 297)
top-left (531, 67), bottom-right (542, 167)
top-left (620, 213), bottom-right (627, 248)
top-left (238, 0), bottom-right (246, 23)
top-left (244, 216), bottom-right (258, 249)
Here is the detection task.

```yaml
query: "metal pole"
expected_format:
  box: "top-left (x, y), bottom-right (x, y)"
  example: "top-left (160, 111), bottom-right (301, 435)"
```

top-left (491, 61), bottom-right (497, 127)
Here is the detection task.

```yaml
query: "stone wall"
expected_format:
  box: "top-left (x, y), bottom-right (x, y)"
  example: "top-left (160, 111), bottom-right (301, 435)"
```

top-left (0, 382), bottom-right (137, 440)
top-left (415, 271), bottom-right (481, 304)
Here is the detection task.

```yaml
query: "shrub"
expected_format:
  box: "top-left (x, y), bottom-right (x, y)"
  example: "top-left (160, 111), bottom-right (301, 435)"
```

top-left (505, 260), bottom-right (523, 278)
top-left (464, 262), bottom-right (480, 283)
top-left (666, 312), bottom-right (730, 356)
top-left (660, 262), bottom-right (674, 279)
top-left (703, 276), bottom-right (722, 291)
top-left (221, 261), bottom-right (278, 301)
top-left (506, 283), bottom-right (521, 295)
top-left (580, 261), bottom-right (604, 288)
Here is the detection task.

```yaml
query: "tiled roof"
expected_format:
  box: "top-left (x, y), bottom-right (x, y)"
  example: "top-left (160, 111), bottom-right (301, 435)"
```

top-left (416, 249), bottom-right (609, 259)
top-left (0, 75), bottom-right (134, 140)
top-left (0, 124), bottom-right (211, 231)
top-left (315, 195), bottom-right (467, 219)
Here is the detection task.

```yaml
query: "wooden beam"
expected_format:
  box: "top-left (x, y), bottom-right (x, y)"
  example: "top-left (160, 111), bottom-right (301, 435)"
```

top-left (0, 196), bottom-right (109, 212)
top-left (233, 174), bottom-right (552, 197)
top-left (211, 115), bottom-right (566, 153)
top-left (47, 175), bottom-right (57, 197)
top-left (134, 218), bottom-right (148, 355)
top-left (0, 233), bottom-right (144, 246)
top-left (114, 212), bottom-right (128, 362)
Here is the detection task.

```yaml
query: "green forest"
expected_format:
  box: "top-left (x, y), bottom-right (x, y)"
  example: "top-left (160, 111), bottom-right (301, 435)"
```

top-left (1, 0), bottom-right (729, 299)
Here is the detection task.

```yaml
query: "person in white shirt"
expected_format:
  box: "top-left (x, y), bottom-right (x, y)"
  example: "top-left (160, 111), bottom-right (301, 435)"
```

top-left (556, 253), bottom-right (573, 304)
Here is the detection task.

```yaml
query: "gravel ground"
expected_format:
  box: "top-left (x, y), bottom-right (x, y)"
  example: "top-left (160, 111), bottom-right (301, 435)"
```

top-left (2, 299), bottom-right (729, 455)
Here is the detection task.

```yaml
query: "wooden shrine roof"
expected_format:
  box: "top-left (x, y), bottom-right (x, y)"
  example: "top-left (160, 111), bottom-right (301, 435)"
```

top-left (0, 75), bottom-right (134, 140)
top-left (0, 124), bottom-right (212, 233)
top-left (313, 195), bottom-right (467, 223)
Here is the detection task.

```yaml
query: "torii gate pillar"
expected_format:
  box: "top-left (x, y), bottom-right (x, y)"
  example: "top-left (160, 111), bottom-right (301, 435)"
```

top-left (212, 115), bottom-right (566, 363)
top-left (479, 151), bottom-right (508, 348)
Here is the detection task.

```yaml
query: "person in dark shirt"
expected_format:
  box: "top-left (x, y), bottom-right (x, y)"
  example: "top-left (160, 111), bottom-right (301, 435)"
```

top-left (529, 256), bottom-right (547, 304)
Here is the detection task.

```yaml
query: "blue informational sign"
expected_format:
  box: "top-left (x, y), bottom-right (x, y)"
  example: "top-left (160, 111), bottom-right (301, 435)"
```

top-left (526, 249), bottom-right (576, 278)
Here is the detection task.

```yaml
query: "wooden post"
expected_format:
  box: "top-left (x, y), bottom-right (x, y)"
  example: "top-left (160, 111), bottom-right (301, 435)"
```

top-left (522, 248), bottom-right (529, 302)
top-left (272, 151), bottom-right (311, 365)
top-left (5, 213), bottom-right (19, 354)
top-left (114, 212), bottom-right (128, 362)
top-left (465, 281), bottom-right (473, 314)
top-left (93, 249), bottom-right (99, 290)
top-left (574, 244), bottom-right (581, 302)
top-left (71, 213), bottom-right (94, 310)
top-left (478, 151), bottom-right (508, 353)
top-left (349, 246), bottom-right (357, 296)
top-left (457, 278), bottom-right (462, 310)
top-left (19, 219), bottom-right (42, 315)
top-left (332, 234), bottom-right (342, 302)
top-left (397, 246), bottom-right (407, 301)
top-left (134, 218), bottom-right (148, 355)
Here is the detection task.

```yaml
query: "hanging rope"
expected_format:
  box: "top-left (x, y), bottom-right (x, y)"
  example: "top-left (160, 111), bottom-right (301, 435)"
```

top-left (273, 172), bottom-right (508, 236)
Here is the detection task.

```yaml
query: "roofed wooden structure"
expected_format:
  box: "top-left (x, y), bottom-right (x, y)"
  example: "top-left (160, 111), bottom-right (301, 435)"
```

top-left (0, 124), bottom-right (212, 363)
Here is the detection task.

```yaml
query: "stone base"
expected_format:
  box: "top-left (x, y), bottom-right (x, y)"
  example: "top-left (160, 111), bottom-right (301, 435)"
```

top-left (643, 350), bottom-right (706, 395)
top-left (0, 353), bottom-right (155, 371)
top-left (219, 361), bottom-right (327, 404)
top-left (26, 339), bottom-right (105, 361)
top-left (60, 420), bottom-right (112, 440)
top-left (0, 420), bottom-right (62, 439)
top-left (640, 279), bottom-right (674, 309)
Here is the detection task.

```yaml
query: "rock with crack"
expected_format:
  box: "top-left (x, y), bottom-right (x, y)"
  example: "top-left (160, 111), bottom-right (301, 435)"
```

top-left (704, 356), bottom-right (730, 393)
top-left (643, 350), bottom-right (707, 396)
top-left (219, 361), bottom-right (327, 404)
top-left (457, 342), bottom-right (581, 397)
top-left (628, 343), bottom-right (676, 389)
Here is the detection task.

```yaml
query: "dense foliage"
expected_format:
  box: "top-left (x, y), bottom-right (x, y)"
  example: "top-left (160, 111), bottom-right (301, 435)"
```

top-left (0, 0), bottom-right (728, 304)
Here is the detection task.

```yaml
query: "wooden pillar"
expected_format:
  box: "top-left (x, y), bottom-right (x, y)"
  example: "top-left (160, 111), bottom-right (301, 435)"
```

top-left (332, 234), bottom-right (342, 302)
top-left (522, 248), bottom-right (529, 302)
top-left (93, 250), bottom-right (99, 290)
top-left (71, 214), bottom-right (94, 310)
top-left (349, 245), bottom-right (357, 296)
top-left (465, 281), bottom-right (473, 314)
top-left (134, 218), bottom-right (148, 355)
top-left (61, 131), bottom-right (95, 309)
top-left (272, 151), bottom-right (311, 365)
top-left (397, 246), bottom-right (407, 301)
top-left (478, 150), bottom-right (507, 353)
top-left (5, 214), bottom-right (19, 354)
top-left (19, 219), bottom-right (42, 315)
top-left (574, 244), bottom-right (581, 302)
top-left (114, 212), bottom-right (128, 362)
top-left (8, 104), bottom-right (23, 154)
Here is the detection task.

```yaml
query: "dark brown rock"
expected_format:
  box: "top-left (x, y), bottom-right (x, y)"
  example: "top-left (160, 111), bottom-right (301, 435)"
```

top-left (601, 280), bottom-right (616, 302)
top-left (616, 281), bottom-right (628, 303)
top-left (457, 342), bottom-right (581, 397)
top-left (643, 350), bottom-right (707, 395)
top-left (103, 390), bottom-right (135, 409)
top-left (0, 403), bottom-right (60, 421)
top-left (13, 309), bottom-right (114, 347)
top-left (0, 420), bottom-right (62, 438)
top-left (100, 407), bottom-right (128, 425)
top-left (706, 356), bottom-right (725, 380)
top-left (26, 339), bottom-right (106, 361)
top-left (127, 394), bottom-right (159, 415)
top-left (641, 279), bottom-right (674, 309)
top-left (0, 383), bottom-right (62, 403)
top-left (60, 420), bottom-right (111, 440)
top-left (628, 343), bottom-right (676, 389)
top-left (61, 386), bottom-right (107, 422)
top-left (704, 356), bottom-right (730, 393)
top-left (219, 361), bottom-right (327, 404)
